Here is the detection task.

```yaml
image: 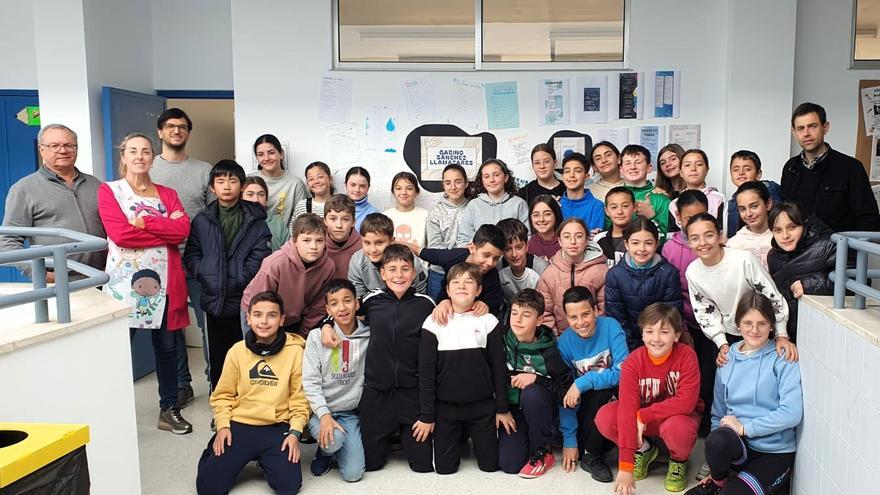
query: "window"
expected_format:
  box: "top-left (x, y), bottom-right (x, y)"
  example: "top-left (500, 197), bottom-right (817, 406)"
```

top-left (854, 0), bottom-right (880, 67)
top-left (334, 0), bottom-right (628, 70)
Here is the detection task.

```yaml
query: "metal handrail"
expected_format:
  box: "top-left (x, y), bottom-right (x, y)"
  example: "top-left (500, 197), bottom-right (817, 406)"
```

top-left (830, 231), bottom-right (880, 309)
top-left (0, 227), bottom-right (108, 323)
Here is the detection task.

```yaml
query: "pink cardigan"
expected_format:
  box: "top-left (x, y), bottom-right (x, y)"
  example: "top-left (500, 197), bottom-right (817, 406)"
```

top-left (98, 183), bottom-right (191, 330)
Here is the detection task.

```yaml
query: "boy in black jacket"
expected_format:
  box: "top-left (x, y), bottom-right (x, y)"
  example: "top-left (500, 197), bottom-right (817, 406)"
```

top-left (418, 262), bottom-right (512, 474)
top-left (184, 160), bottom-right (272, 391)
top-left (500, 288), bottom-right (573, 478)
top-left (322, 243), bottom-right (436, 472)
top-left (407, 223), bottom-right (505, 316)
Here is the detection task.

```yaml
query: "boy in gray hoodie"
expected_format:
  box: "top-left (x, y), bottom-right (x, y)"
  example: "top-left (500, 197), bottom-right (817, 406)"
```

top-left (303, 279), bottom-right (370, 481)
top-left (348, 213), bottom-right (427, 297)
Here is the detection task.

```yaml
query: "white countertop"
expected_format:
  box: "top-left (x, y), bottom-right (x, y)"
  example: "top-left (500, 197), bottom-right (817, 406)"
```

top-left (802, 295), bottom-right (880, 348)
top-left (0, 284), bottom-right (129, 355)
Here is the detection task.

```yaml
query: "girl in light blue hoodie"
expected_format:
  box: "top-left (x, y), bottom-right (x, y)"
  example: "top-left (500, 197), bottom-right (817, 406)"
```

top-left (686, 292), bottom-right (802, 495)
top-left (456, 159), bottom-right (529, 247)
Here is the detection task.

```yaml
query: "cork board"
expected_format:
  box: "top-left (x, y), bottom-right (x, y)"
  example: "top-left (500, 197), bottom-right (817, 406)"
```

top-left (856, 79), bottom-right (880, 175)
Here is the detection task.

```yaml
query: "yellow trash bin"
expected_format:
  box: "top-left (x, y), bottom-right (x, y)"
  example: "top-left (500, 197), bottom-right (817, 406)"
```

top-left (0, 423), bottom-right (89, 494)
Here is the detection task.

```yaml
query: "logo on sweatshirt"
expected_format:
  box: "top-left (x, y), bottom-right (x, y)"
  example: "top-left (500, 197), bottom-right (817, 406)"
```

top-left (249, 360), bottom-right (279, 387)
top-left (638, 371), bottom-right (681, 404)
top-left (329, 340), bottom-right (359, 385)
top-left (573, 350), bottom-right (611, 376)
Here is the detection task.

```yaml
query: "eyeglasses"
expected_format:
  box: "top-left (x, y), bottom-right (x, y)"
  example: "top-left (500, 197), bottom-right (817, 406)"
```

top-left (40, 143), bottom-right (78, 152)
top-left (738, 320), bottom-right (772, 331)
top-left (559, 233), bottom-right (587, 243)
top-left (162, 124), bottom-right (190, 132)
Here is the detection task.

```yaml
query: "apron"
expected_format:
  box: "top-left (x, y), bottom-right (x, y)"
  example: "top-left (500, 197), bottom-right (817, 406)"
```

top-left (103, 180), bottom-right (169, 329)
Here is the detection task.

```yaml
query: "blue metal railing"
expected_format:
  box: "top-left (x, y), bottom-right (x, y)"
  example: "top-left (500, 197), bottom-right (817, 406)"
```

top-left (0, 227), bottom-right (108, 323)
top-left (831, 231), bottom-right (880, 309)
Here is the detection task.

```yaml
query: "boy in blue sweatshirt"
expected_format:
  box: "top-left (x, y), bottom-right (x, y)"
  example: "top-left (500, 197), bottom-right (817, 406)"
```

top-left (418, 262), bottom-right (512, 474)
top-left (560, 153), bottom-right (605, 231)
top-left (557, 286), bottom-right (629, 483)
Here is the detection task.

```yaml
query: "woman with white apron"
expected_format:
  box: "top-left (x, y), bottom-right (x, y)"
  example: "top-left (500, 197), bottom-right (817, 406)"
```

top-left (98, 132), bottom-right (193, 435)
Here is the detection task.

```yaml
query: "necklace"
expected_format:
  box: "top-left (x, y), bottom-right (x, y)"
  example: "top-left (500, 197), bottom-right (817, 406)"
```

top-left (126, 178), bottom-right (149, 193)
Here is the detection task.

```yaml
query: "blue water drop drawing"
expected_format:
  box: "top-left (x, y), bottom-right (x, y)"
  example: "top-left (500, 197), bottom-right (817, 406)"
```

top-left (386, 118), bottom-right (396, 132)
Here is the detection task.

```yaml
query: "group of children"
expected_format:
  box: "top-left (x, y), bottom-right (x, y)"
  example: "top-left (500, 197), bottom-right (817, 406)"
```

top-left (181, 136), bottom-right (822, 494)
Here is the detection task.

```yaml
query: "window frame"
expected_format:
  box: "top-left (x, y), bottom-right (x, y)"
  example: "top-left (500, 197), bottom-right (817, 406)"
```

top-left (332, 0), bottom-right (631, 71)
top-left (852, 0), bottom-right (880, 69)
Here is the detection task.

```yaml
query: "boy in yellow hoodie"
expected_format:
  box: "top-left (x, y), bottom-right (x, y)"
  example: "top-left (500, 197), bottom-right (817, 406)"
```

top-left (196, 291), bottom-right (310, 495)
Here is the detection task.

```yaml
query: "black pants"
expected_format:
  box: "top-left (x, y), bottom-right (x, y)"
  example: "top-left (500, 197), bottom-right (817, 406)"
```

top-left (498, 385), bottom-right (556, 473)
top-left (196, 421), bottom-right (302, 495)
top-left (358, 386), bottom-right (434, 473)
top-left (206, 313), bottom-right (244, 391)
top-left (435, 398), bottom-right (499, 474)
top-left (704, 426), bottom-right (794, 494)
top-left (577, 388), bottom-right (615, 455)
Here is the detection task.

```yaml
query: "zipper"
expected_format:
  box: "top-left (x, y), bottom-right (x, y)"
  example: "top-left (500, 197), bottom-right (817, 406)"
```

top-left (393, 297), bottom-right (400, 389)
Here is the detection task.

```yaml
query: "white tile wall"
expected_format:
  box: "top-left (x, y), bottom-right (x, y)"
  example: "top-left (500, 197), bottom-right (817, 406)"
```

top-left (793, 301), bottom-right (880, 495)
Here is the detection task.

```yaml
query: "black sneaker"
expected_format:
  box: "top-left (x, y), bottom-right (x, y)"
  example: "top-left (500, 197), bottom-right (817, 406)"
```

top-left (310, 449), bottom-right (333, 477)
top-left (684, 477), bottom-right (724, 495)
top-left (158, 407), bottom-right (193, 435)
top-left (580, 451), bottom-right (613, 483)
top-left (177, 385), bottom-right (194, 409)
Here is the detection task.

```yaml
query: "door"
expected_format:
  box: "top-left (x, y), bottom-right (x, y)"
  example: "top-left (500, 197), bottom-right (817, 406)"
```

top-left (101, 86), bottom-right (166, 180)
top-left (0, 91), bottom-right (41, 283)
top-left (102, 87), bottom-right (167, 379)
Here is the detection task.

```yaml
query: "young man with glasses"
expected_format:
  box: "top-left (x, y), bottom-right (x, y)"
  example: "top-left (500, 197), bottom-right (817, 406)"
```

top-left (0, 123), bottom-right (105, 281)
top-left (150, 107), bottom-right (214, 410)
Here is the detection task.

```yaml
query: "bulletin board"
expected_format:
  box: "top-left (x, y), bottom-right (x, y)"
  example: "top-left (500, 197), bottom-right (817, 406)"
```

top-left (855, 79), bottom-right (880, 176)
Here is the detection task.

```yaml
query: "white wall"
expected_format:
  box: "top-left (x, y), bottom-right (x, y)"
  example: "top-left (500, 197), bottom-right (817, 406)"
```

top-left (794, 0), bottom-right (880, 157)
top-left (0, 316), bottom-right (141, 495)
top-left (232, 0), bottom-right (797, 211)
top-left (151, 0), bottom-right (233, 90)
top-left (0, 0), bottom-right (37, 89)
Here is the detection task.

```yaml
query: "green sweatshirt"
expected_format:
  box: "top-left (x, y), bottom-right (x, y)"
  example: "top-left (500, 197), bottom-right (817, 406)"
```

top-left (625, 181), bottom-right (671, 235)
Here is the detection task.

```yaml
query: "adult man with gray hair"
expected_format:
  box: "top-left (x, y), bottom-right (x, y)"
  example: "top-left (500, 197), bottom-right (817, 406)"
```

top-left (0, 124), bottom-right (105, 281)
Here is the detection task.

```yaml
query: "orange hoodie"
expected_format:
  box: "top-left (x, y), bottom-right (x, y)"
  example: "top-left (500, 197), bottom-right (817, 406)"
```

top-left (536, 243), bottom-right (608, 333)
top-left (241, 240), bottom-right (335, 335)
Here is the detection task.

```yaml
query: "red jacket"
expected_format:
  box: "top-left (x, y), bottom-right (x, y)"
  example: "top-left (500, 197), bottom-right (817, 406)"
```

top-left (616, 343), bottom-right (702, 466)
top-left (324, 229), bottom-right (361, 280)
top-left (98, 183), bottom-right (191, 330)
top-left (241, 241), bottom-right (335, 335)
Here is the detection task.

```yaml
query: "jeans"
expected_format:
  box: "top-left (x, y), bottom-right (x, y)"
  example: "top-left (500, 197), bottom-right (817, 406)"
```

top-left (177, 276), bottom-right (206, 386)
top-left (307, 411), bottom-right (365, 482)
top-left (426, 270), bottom-right (445, 303)
top-left (131, 326), bottom-right (179, 410)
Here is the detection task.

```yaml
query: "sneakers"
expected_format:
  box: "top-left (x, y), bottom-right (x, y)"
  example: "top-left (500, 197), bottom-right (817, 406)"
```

top-left (518, 447), bottom-right (555, 479)
top-left (696, 461), bottom-right (710, 481)
top-left (580, 451), bottom-right (613, 483)
top-left (684, 476), bottom-right (724, 495)
top-left (158, 407), bottom-right (193, 434)
top-left (310, 449), bottom-right (333, 477)
top-left (176, 385), bottom-right (194, 409)
top-left (665, 459), bottom-right (689, 492)
top-left (632, 443), bottom-right (659, 480)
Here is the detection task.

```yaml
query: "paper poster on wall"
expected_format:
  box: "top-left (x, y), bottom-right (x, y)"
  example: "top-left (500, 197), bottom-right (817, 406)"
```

top-left (668, 124), bottom-right (701, 149)
top-left (639, 125), bottom-right (667, 162)
top-left (647, 70), bottom-right (681, 118)
top-left (485, 81), bottom-right (520, 130)
top-left (403, 77), bottom-right (437, 125)
top-left (420, 136), bottom-right (483, 181)
top-left (594, 127), bottom-right (631, 153)
top-left (610, 72), bottom-right (643, 120)
top-left (326, 123), bottom-right (360, 166)
top-left (449, 79), bottom-right (484, 129)
top-left (319, 76), bottom-right (353, 123)
top-left (871, 133), bottom-right (880, 181)
top-left (538, 79), bottom-right (570, 126)
top-left (861, 86), bottom-right (880, 136)
top-left (575, 76), bottom-right (608, 124)
top-left (508, 134), bottom-right (532, 170)
top-left (553, 137), bottom-right (587, 162)
top-left (365, 105), bottom-right (399, 153)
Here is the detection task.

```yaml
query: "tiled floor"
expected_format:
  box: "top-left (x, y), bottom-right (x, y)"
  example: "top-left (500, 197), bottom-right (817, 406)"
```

top-left (135, 347), bottom-right (704, 494)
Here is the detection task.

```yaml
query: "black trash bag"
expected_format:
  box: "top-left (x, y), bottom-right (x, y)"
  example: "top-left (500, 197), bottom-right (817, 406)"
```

top-left (1, 446), bottom-right (90, 495)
